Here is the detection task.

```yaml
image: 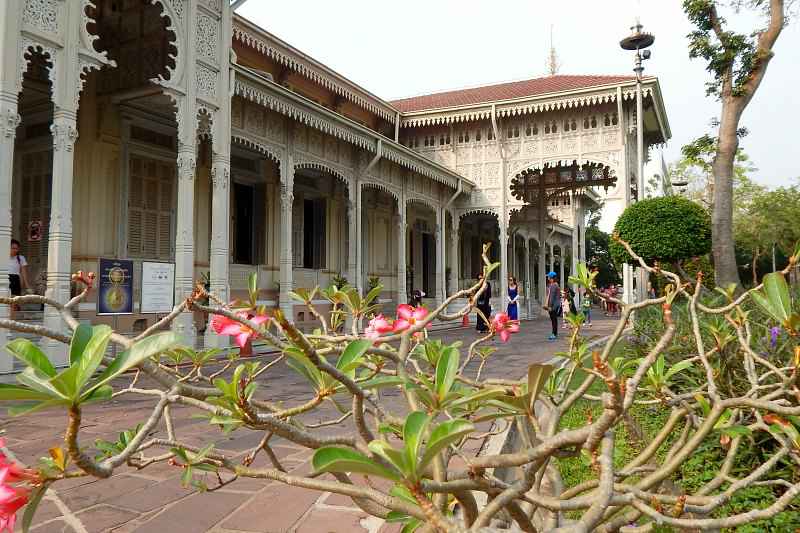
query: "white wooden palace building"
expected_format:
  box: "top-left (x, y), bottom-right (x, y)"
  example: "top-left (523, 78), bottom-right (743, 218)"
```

top-left (0, 1), bottom-right (670, 368)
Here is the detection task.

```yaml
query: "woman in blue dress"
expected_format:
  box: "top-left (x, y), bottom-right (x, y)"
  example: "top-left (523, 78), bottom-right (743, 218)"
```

top-left (507, 276), bottom-right (519, 320)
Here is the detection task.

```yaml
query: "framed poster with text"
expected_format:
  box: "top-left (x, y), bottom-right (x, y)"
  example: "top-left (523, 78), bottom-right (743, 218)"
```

top-left (97, 258), bottom-right (134, 315)
top-left (141, 261), bottom-right (175, 314)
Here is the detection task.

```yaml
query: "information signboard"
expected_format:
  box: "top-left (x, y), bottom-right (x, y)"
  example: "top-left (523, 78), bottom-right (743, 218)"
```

top-left (141, 261), bottom-right (175, 314)
top-left (97, 258), bottom-right (134, 315)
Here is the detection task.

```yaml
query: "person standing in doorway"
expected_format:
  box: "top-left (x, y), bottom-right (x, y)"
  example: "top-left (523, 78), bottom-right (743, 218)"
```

top-left (475, 273), bottom-right (492, 333)
top-left (542, 272), bottom-right (561, 340)
top-left (507, 275), bottom-right (519, 320)
top-left (9, 239), bottom-right (30, 317)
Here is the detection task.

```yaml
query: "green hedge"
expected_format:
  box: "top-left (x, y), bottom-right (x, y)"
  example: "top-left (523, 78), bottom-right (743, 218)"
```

top-left (610, 196), bottom-right (712, 266)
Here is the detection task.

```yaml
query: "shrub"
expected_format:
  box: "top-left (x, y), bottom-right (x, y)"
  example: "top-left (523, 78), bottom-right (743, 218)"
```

top-left (610, 195), bottom-right (712, 266)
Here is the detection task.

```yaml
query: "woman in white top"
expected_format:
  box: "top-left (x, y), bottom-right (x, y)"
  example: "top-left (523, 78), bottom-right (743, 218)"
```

top-left (9, 239), bottom-right (30, 301)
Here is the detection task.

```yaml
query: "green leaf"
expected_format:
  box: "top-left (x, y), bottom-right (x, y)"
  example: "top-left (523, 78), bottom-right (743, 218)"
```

top-left (367, 440), bottom-right (408, 476)
top-left (73, 325), bottom-right (114, 392)
top-left (720, 425), bottom-right (752, 438)
top-left (419, 419), bottom-right (474, 471)
top-left (403, 411), bottom-right (430, 479)
top-left (664, 359), bottom-right (694, 381)
top-left (7, 399), bottom-right (65, 416)
top-left (248, 273), bottom-right (258, 300)
top-left (695, 394), bottom-right (711, 417)
top-left (284, 349), bottom-right (324, 391)
top-left (527, 364), bottom-right (553, 411)
top-left (358, 376), bottom-right (405, 389)
top-left (81, 385), bottom-right (113, 404)
top-left (401, 519), bottom-right (422, 533)
top-left (68, 324), bottom-right (94, 367)
top-left (446, 387), bottom-right (506, 409)
top-left (82, 332), bottom-right (180, 398)
top-left (181, 465), bottom-right (194, 488)
top-left (6, 339), bottom-right (56, 377)
top-left (434, 346), bottom-right (459, 401)
top-left (336, 340), bottom-right (372, 376)
top-left (752, 272), bottom-right (791, 324)
top-left (0, 383), bottom-right (53, 402)
top-left (364, 284), bottom-right (383, 306)
top-left (21, 484), bottom-right (48, 533)
top-left (389, 484), bottom-right (418, 505)
top-left (16, 367), bottom-right (67, 400)
top-left (312, 446), bottom-right (400, 481)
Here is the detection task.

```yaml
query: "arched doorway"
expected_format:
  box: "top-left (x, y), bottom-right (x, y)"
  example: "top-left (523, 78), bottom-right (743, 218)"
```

top-left (361, 185), bottom-right (400, 307)
top-left (458, 211), bottom-right (500, 299)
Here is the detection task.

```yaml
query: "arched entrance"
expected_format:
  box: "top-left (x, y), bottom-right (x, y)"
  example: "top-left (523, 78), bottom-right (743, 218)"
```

top-left (458, 211), bottom-right (500, 299)
top-left (361, 184), bottom-right (400, 308)
top-left (510, 160), bottom-right (616, 305)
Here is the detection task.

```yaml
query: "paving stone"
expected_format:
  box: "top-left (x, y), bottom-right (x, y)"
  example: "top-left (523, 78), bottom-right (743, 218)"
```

top-left (324, 476), bottom-right (393, 508)
top-left (23, 498), bottom-right (63, 527)
top-left (1, 318), bottom-right (618, 532)
top-left (294, 507), bottom-right (369, 533)
top-left (220, 485), bottom-right (321, 532)
top-left (58, 475), bottom-right (157, 511)
top-left (75, 504), bottom-right (140, 533)
top-left (114, 475), bottom-right (196, 513)
top-left (131, 491), bottom-right (249, 533)
top-left (30, 519), bottom-right (71, 533)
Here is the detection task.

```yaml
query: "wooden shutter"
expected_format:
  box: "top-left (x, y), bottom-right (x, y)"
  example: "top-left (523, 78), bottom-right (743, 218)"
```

top-left (253, 183), bottom-right (266, 265)
top-left (313, 198), bottom-right (326, 269)
top-left (127, 156), bottom-right (175, 260)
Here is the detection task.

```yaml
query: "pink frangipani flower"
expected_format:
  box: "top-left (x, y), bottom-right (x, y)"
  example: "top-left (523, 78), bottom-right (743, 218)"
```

top-left (491, 312), bottom-right (520, 343)
top-left (0, 466), bottom-right (28, 533)
top-left (0, 441), bottom-right (36, 485)
top-left (211, 312), bottom-right (269, 349)
top-left (393, 304), bottom-right (430, 333)
top-left (364, 314), bottom-right (393, 340)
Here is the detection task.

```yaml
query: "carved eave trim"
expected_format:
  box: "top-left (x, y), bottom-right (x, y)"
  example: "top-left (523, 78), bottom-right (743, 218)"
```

top-left (233, 17), bottom-right (397, 123)
top-left (233, 66), bottom-right (474, 193)
top-left (234, 77), bottom-right (374, 150)
top-left (399, 80), bottom-right (662, 128)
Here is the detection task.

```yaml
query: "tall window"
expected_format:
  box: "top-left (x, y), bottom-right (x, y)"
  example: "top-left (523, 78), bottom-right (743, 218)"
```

top-left (127, 155), bottom-right (174, 260)
top-left (302, 198), bottom-right (326, 269)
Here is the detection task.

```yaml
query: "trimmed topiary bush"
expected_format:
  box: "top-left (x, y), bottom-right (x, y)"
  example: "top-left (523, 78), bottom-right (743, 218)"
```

top-left (610, 196), bottom-right (712, 266)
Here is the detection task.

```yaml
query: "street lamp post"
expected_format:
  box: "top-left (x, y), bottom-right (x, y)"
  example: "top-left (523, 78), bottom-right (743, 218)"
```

top-left (620, 21), bottom-right (654, 302)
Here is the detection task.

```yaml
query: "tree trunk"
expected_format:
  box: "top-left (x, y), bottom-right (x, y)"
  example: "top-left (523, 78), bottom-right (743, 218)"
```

top-left (711, 100), bottom-right (744, 289)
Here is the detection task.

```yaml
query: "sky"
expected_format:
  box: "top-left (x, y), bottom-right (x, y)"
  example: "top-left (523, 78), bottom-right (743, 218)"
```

top-left (237, 0), bottom-right (799, 189)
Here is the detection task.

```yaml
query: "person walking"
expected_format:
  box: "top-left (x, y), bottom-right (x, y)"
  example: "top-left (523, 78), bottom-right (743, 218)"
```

top-left (507, 275), bottom-right (519, 320)
top-left (581, 288), bottom-right (593, 327)
top-left (475, 273), bottom-right (492, 333)
top-left (9, 239), bottom-right (30, 318)
top-left (542, 272), bottom-right (561, 340)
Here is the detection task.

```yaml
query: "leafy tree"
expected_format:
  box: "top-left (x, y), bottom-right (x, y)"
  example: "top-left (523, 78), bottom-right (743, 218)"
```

top-left (585, 207), bottom-right (621, 287)
top-left (676, 135), bottom-right (756, 209)
top-left (610, 196), bottom-right (712, 266)
top-left (682, 0), bottom-right (789, 289)
top-left (734, 178), bottom-right (800, 284)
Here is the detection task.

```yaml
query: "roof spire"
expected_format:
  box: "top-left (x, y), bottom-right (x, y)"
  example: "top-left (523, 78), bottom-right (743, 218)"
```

top-left (546, 25), bottom-right (561, 76)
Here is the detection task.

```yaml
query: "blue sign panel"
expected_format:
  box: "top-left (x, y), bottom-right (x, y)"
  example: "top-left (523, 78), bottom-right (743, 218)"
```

top-left (97, 258), bottom-right (134, 315)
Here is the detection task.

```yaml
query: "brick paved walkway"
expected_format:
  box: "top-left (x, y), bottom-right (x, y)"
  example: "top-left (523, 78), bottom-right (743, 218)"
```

top-left (1, 315), bottom-right (618, 533)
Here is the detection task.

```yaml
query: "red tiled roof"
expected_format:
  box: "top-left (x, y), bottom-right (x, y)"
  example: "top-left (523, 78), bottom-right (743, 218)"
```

top-left (390, 74), bottom-right (636, 113)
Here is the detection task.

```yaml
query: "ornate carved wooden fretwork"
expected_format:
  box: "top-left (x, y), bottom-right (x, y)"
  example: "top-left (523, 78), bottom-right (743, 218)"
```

top-left (232, 20), bottom-right (397, 123)
top-left (233, 72), bottom-right (465, 191)
top-left (510, 161), bottom-right (616, 205)
top-left (399, 86), bottom-right (655, 128)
